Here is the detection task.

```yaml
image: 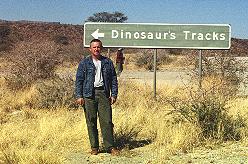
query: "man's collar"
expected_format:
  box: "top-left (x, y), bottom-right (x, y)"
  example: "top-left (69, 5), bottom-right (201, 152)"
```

top-left (90, 55), bottom-right (104, 61)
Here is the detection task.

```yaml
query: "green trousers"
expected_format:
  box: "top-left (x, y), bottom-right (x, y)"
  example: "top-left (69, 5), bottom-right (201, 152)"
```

top-left (83, 89), bottom-right (114, 150)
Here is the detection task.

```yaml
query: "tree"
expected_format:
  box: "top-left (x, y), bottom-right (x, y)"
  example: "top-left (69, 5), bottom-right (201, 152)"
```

top-left (85, 11), bottom-right (128, 22)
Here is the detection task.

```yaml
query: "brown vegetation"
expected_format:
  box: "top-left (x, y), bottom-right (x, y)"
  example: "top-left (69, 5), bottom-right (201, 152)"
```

top-left (0, 20), bottom-right (86, 62)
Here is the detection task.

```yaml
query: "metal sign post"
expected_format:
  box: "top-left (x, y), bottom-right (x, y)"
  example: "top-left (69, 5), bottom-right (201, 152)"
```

top-left (154, 49), bottom-right (157, 99)
top-left (107, 48), bottom-right (110, 58)
top-left (199, 50), bottom-right (202, 90)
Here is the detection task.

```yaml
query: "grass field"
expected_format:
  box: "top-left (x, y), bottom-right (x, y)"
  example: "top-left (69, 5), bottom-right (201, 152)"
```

top-left (1, 53), bottom-right (248, 163)
top-left (1, 71), bottom-right (248, 163)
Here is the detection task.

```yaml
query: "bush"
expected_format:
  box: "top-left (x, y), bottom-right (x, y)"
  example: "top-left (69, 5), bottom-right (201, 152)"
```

top-left (5, 55), bottom-right (59, 90)
top-left (190, 50), bottom-right (248, 95)
top-left (135, 51), bottom-right (154, 70)
top-left (0, 25), bottom-right (23, 52)
top-left (34, 76), bottom-right (77, 109)
top-left (0, 25), bottom-right (12, 51)
top-left (168, 48), bottom-right (182, 55)
top-left (165, 87), bottom-right (246, 141)
top-left (203, 56), bottom-right (246, 87)
top-left (5, 41), bottom-right (60, 90)
top-left (135, 49), bottom-right (173, 70)
top-left (55, 44), bottom-right (88, 63)
top-left (54, 35), bottom-right (69, 45)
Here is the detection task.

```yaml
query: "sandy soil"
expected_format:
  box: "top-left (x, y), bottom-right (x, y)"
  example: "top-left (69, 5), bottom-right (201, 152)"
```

top-left (65, 142), bottom-right (248, 164)
top-left (119, 69), bottom-right (191, 86)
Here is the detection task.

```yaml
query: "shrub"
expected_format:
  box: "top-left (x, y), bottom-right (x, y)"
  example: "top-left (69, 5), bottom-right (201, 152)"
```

top-left (54, 35), bottom-right (69, 45)
top-left (34, 75), bottom-right (77, 109)
top-left (5, 41), bottom-right (60, 90)
top-left (203, 56), bottom-right (246, 87)
top-left (0, 25), bottom-right (23, 52)
top-left (6, 55), bottom-right (58, 90)
top-left (135, 49), bottom-right (173, 70)
top-left (135, 51), bottom-right (154, 70)
top-left (158, 53), bottom-right (174, 65)
top-left (165, 86), bottom-right (246, 141)
top-left (0, 25), bottom-right (12, 51)
top-left (0, 25), bottom-right (10, 36)
top-left (189, 50), bottom-right (248, 95)
top-left (55, 44), bottom-right (88, 63)
top-left (168, 48), bottom-right (182, 55)
top-left (114, 124), bottom-right (143, 150)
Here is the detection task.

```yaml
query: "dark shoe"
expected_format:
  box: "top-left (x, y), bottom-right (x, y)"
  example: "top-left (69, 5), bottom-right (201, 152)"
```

top-left (90, 148), bottom-right (98, 155)
top-left (110, 147), bottom-right (120, 156)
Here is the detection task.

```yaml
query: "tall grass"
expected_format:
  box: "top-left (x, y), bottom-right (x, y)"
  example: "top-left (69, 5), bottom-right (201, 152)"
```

top-left (0, 109), bottom-right (87, 163)
top-left (0, 79), bottom-right (247, 163)
top-left (114, 80), bottom-right (202, 156)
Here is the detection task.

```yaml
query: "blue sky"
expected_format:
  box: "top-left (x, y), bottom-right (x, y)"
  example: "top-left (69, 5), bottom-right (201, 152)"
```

top-left (0, 0), bottom-right (247, 39)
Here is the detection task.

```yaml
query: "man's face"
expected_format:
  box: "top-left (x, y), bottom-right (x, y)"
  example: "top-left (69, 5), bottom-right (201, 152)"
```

top-left (89, 41), bottom-right (102, 58)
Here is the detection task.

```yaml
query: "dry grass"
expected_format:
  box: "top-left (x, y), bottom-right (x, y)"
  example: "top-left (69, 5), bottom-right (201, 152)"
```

top-left (0, 78), bottom-right (248, 163)
top-left (228, 97), bottom-right (248, 140)
top-left (0, 108), bottom-right (87, 163)
top-left (115, 81), bottom-right (189, 147)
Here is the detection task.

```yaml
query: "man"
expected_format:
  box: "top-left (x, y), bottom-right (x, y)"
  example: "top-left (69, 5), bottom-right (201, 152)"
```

top-left (116, 48), bottom-right (125, 76)
top-left (75, 39), bottom-right (119, 155)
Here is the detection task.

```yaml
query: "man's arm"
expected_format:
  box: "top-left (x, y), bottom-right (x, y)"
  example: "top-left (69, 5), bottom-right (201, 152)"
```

top-left (110, 97), bottom-right (116, 105)
top-left (75, 61), bottom-right (85, 105)
top-left (110, 61), bottom-right (118, 102)
top-left (76, 98), bottom-right (84, 105)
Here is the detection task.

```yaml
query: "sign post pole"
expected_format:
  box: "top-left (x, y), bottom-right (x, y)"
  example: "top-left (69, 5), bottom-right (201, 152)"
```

top-left (199, 50), bottom-right (202, 90)
top-left (154, 49), bottom-right (157, 99)
top-left (107, 48), bottom-right (110, 58)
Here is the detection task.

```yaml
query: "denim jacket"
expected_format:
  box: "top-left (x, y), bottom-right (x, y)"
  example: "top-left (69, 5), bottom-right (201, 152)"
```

top-left (75, 55), bottom-right (118, 99)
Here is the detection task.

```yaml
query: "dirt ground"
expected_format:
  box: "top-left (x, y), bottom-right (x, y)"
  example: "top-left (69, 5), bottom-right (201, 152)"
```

top-left (119, 69), bottom-right (191, 86)
top-left (65, 142), bottom-right (248, 164)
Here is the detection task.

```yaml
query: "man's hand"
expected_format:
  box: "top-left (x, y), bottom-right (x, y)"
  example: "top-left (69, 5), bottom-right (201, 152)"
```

top-left (76, 98), bottom-right (84, 105)
top-left (109, 97), bottom-right (117, 105)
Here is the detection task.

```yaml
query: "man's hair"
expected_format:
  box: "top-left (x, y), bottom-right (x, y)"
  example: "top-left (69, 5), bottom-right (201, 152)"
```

top-left (90, 39), bottom-right (102, 45)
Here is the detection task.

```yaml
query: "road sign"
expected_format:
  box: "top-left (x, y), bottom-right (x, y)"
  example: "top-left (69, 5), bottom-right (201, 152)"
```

top-left (84, 23), bottom-right (231, 49)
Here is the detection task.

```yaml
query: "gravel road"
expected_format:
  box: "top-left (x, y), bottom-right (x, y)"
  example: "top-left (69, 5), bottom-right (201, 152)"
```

top-left (119, 69), bottom-right (191, 86)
